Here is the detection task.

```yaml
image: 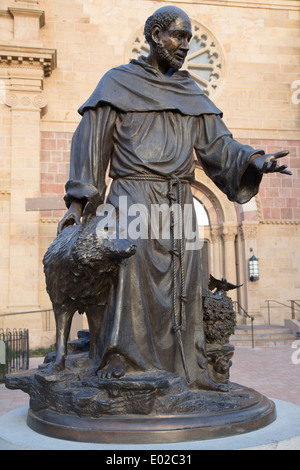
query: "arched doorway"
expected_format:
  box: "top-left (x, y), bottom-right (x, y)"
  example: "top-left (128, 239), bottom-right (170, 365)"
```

top-left (192, 165), bottom-right (240, 303)
top-left (193, 197), bottom-right (210, 290)
top-left (192, 164), bottom-right (261, 319)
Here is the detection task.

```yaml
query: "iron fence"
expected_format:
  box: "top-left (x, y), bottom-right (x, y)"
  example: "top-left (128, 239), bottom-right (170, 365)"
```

top-left (0, 328), bottom-right (29, 382)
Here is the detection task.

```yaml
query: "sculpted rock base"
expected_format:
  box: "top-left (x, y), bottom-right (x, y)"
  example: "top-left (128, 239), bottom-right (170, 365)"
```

top-left (5, 350), bottom-right (276, 444)
top-left (5, 293), bottom-right (276, 443)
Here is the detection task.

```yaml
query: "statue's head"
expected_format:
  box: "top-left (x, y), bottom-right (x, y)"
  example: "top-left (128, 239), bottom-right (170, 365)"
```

top-left (144, 6), bottom-right (192, 71)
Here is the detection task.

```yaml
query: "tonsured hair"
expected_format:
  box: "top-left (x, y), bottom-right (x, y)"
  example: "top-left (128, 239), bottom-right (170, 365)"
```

top-left (144, 11), bottom-right (180, 44)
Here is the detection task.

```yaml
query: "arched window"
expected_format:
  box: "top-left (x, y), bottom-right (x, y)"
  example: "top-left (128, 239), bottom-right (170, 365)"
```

top-left (193, 197), bottom-right (209, 226)
top-left (193, 197), bottom-right (210, 290)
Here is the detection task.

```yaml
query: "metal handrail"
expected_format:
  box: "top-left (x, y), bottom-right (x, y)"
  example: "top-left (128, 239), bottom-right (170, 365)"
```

top-left (289, 300), bottom-right (300, 320)
top-left (233, 301), bottom-right (255, 349)
top-left (0, 309), bottom-right (53, 331)
top-left (265, 299), bottom-right (300, 325)
top-left (0, 309), bottom-right (52, 317)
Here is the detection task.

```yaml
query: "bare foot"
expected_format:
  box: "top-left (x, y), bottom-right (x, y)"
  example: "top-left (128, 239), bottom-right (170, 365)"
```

top-left (194, 374), bottom-right (230, 392)
top-left (97, 355), bottom-right (125, 379)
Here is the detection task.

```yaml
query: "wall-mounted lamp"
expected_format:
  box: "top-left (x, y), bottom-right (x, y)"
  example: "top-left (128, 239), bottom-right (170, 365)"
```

top-left (249, 248), bottom-right (259, 282)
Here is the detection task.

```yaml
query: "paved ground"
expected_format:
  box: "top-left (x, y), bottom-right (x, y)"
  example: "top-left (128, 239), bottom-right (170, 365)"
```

top-left (0, 345), bottom-right (299, 417)
top-left (230, 345), bottom-right (300, 406)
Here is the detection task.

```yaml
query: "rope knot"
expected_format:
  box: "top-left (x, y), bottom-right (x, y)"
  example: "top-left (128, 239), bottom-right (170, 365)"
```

top-left (173, 324), bottom-right (185, 333)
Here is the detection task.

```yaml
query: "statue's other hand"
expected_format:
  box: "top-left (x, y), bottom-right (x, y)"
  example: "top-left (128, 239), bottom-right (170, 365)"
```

top-left (250, 150), bottom-right (292, 175)
top-left (57, 202), bottom-right (83, 234)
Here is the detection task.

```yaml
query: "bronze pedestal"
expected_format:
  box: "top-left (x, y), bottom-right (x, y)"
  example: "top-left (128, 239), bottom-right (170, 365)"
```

top-left (6, 351), bottom-right (276, 445)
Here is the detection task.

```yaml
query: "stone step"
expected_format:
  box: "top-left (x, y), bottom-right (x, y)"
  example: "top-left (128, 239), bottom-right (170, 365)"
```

top-left (230, 324), bottom-right (298, 347)
top-left (231, 338), bottom-right (296, 347)
top-left (234, 326), bottom-right (294, 336)
top-left (232, 332), bottom-right (295, 340)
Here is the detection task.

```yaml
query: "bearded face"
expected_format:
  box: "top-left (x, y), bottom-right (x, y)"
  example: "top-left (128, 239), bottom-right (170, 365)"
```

top-left (153, 15), bottom-right (192, 72)
top-left (155, 42), bottom-right (185, 70)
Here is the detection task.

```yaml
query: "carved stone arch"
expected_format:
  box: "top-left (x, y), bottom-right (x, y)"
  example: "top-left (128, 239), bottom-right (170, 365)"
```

top-left (191, 178), bottom-right (223, 288)
top-left (192, 166), bottom-right (262, 312)
top-left (192, 165), bottom-right (242, 300)
top-left (193, 166), bottom-right (238, 227)
top-left (191, 183), bottom-right (221, 227)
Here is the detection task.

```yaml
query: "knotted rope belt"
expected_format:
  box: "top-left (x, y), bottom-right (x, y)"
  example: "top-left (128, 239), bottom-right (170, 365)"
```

top-left (118, 174), bottom-right (191, 383)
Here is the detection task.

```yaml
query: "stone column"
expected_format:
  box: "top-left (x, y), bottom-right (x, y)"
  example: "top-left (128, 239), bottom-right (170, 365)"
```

top-left (5, 67), bottom-right (47, 309)
top-left (0, 0), bottom-right (56, 313)
top-left (210, 226), bottom-right (222, 279)
top-left (238, 222), bottom-right (262, 320)
top-left (8, 1), bottom-right (45, 43)
top-left (222, 224), bottom-right (238, 302)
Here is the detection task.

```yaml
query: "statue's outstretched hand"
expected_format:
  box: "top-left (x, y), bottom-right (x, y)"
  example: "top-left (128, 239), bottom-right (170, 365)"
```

top-left (57, 201), bottom-right (83, 234)
top-left (250, 150), bottom-right (292, 175)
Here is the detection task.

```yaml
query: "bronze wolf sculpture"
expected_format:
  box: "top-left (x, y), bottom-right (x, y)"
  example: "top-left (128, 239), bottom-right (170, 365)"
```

top-left (43, 203), bottom-right (136, 371)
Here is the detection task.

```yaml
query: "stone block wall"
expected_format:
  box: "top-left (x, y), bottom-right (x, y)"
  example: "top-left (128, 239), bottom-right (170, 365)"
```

top-left (0, 0), bottom-right (299, 345)
top-left (240, 139), bottom-right (300, 222)
top-left (40, 131), bottom-right (71, 218)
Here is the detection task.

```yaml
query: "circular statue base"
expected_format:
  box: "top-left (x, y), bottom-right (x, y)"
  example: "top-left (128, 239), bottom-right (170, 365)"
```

top-left (5, 352), bottom-right (276, 445)
top-left (27, 392), bottom-right (276, 444)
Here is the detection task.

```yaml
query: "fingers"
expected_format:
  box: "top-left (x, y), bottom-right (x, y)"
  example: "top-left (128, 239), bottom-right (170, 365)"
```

top-left (269, 160), bottom-right (278, 172)
top-left (273, 165), bottom-right (293, 175)
top-left (262, 150), bottom-right (291, 175)
top-left (279, 168), bottom-right (293, 175)
top-left (261, 161), bottom-right (268, 173)
top-left (273, 164), bottom-right (288, 172)
top-left (251, 151), bottom-right (291, 176)
top-left (262, 160), bottom-right (277, 173)
top-left (263, 162), bottom-right (292, 175)
top-left (266, 150), bottom-right (289, 161)
top-left (273, 150), bottom-right (289, 159)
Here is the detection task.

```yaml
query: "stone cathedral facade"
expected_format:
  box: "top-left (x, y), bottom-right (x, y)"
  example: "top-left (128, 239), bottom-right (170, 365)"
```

top-left (0, 0), bottom-right (299, 347)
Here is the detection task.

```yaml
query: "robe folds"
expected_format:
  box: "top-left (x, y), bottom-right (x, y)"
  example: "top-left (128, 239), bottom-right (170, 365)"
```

top-left (65, 57), bottom-right (264, 385)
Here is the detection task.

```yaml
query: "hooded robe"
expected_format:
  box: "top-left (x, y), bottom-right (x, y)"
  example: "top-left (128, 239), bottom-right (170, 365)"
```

top-left (64, 57), bottom-right (264, 385)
